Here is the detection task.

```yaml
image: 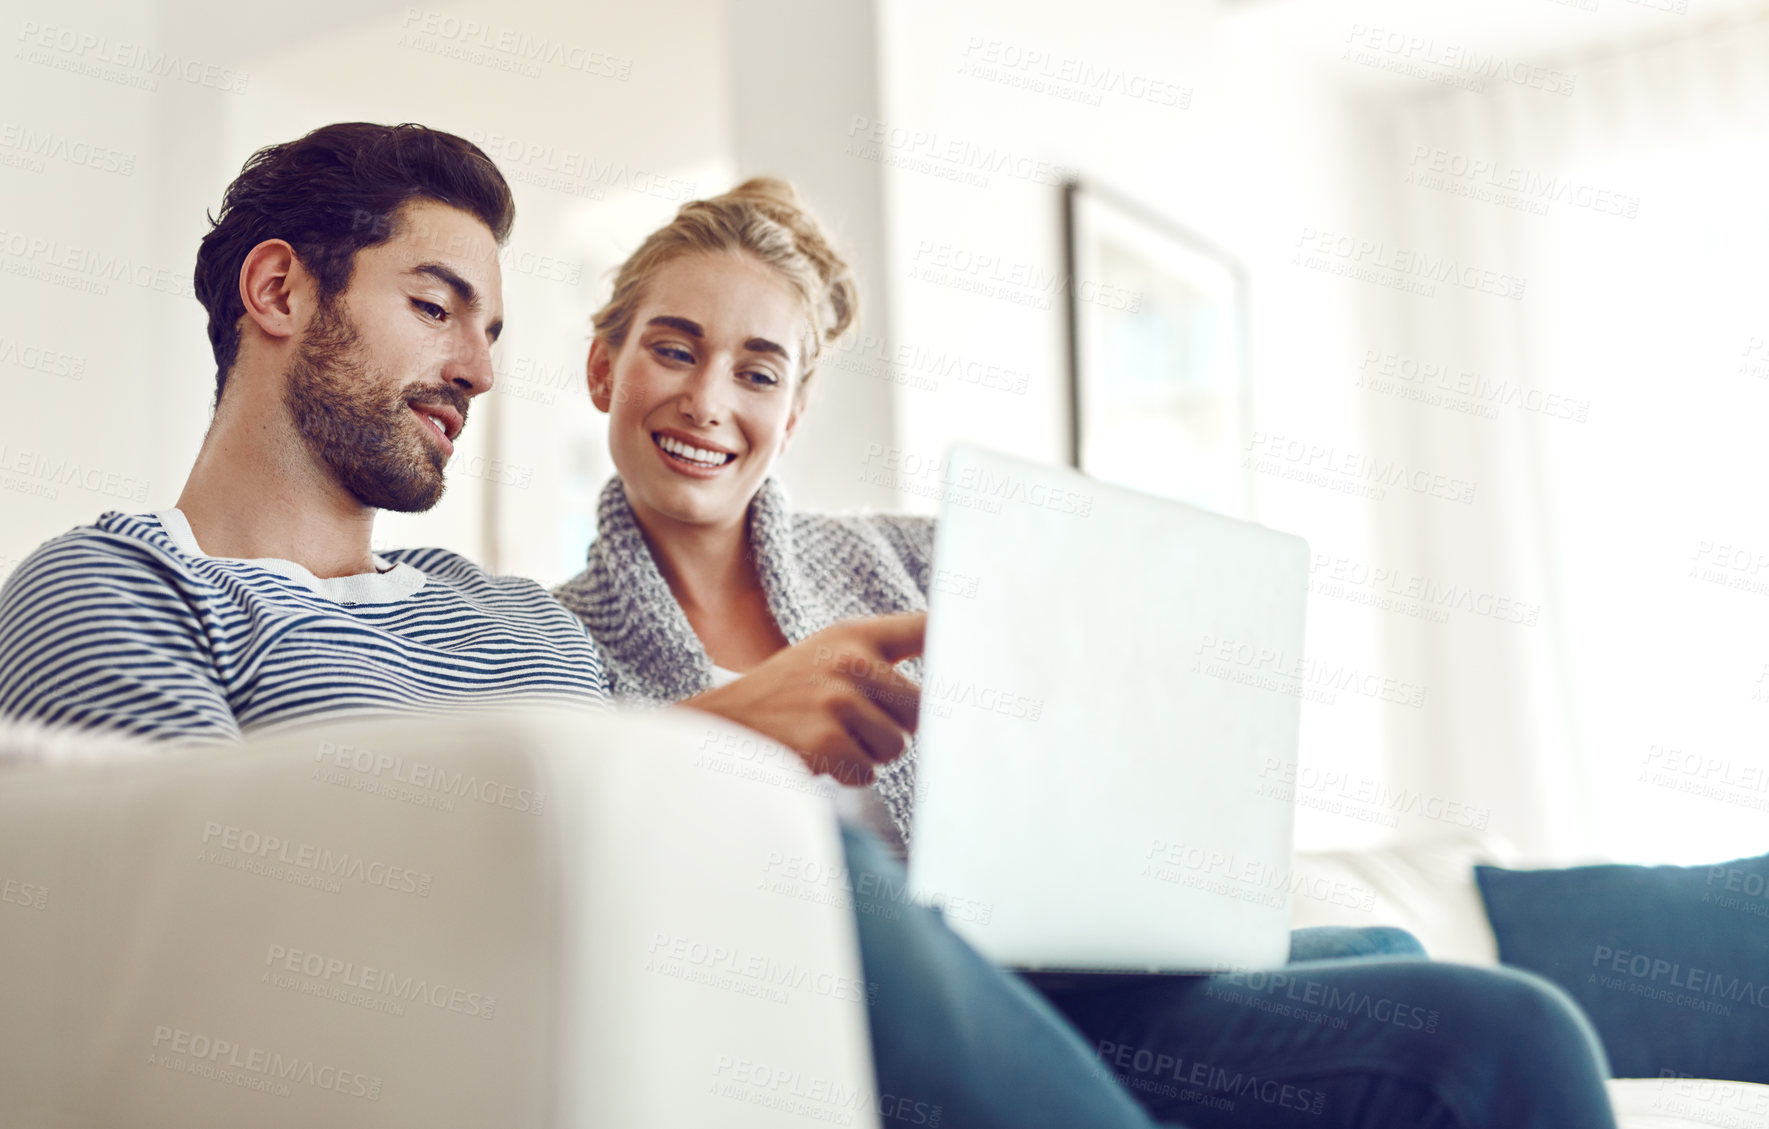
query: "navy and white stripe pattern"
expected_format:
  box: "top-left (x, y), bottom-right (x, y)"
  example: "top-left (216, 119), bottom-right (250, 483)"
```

top-left (552, 476), bottom-right (935, 851)
top-left (0, 512), bottom-right (609, 743)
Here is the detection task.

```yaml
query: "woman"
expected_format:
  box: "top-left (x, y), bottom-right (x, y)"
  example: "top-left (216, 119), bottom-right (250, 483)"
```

top-left (552, 177), bottom-right (931, 853)
top-left (549, 180), bottom-right (1618, 1129)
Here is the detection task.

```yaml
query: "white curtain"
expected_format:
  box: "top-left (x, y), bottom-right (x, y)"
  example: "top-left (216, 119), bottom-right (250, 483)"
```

top-left (1361, 12), bottom-right (1769, 863)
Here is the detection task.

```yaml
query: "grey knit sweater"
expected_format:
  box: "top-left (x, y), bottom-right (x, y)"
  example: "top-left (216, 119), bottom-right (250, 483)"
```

top-left (552, 475), bottom-right (935, 850)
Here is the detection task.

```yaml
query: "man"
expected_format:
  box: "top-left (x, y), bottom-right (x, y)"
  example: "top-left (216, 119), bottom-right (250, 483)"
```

top-left (0, 123), bottom-right (1617, 1129)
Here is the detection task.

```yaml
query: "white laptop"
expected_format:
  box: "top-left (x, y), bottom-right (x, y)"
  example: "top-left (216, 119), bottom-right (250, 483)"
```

top-left (907, 445), bottom-right (1308, 973)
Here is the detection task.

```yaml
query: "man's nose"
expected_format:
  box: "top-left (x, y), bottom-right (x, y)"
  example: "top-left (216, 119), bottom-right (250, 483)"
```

top-left (447, 332), bottom-right (496, 398)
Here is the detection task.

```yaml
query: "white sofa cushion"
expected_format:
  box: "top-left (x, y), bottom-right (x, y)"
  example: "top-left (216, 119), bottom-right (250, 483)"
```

top-left (0, 706), bottom-right (880, 1128)
top-left (1607, 1077), bottom-right (1769, 1128)
top-left (1289, 834), bottom-right (1513, 966)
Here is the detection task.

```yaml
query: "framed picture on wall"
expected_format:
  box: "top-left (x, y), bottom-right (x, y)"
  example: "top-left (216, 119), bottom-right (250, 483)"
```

top-left (1064, 180), bottom-right (1253, 518)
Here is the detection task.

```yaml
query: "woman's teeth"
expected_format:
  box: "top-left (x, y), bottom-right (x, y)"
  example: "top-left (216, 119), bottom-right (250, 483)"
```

top-left (655, 434), bottom-right (735, 467)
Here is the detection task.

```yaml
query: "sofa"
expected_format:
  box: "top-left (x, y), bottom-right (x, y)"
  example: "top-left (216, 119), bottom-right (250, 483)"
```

top-left (1289, 836), bottom-right (1769, 1129)
top-left (0, 706), bottom-right (881, 1128)
top-left (4, 707), bottom-right (1762, 1128)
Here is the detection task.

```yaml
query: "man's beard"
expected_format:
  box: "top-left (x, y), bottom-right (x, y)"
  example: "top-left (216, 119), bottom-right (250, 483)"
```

top-left (283, 300), bottom-right (468, 514)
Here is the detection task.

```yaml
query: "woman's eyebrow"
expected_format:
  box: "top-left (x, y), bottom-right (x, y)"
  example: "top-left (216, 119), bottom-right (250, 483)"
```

top-left (646, 315), bottom-right (703, 337)
top-left (646, 316), bottom-right (792, 363)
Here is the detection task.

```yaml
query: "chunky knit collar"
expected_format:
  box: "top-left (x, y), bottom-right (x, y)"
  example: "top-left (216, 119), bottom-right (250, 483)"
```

top-left (582, 474), bottom-right (810, 702)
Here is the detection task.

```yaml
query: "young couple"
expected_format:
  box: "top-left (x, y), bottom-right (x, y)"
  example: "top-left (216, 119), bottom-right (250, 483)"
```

top-left (0, 122), bottom-right (1618, 1129)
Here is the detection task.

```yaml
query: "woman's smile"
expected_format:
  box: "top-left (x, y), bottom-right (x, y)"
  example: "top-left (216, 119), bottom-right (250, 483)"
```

top-left (651, 428), bottom-right (738, 477)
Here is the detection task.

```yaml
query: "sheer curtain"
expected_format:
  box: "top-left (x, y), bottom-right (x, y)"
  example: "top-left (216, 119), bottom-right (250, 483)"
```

top-left (1364, 12), bottom-right (1769, 862)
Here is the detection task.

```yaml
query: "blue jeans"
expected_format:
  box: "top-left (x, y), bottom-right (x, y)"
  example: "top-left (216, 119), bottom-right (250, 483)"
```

top-left (842, 822), bottom-right (1616, 1129)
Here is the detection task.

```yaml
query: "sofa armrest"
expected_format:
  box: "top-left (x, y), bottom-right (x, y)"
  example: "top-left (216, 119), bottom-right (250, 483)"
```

top-left (0, 706), bottom-right (879, 1128)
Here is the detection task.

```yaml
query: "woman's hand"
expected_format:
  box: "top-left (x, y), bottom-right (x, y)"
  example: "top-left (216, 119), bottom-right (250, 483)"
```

top-left (679, 612), bottom-right (925, 787)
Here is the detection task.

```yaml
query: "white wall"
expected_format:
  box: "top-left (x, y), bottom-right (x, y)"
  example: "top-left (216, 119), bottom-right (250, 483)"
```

top-left (10, 0), bottom-right (1764, 863)
top-left (730, 0), bottom-right (901, 516)
top-left (1, 0), bottom-right (733, 583)
top-left (870, 0), bottom-right (1395, 848)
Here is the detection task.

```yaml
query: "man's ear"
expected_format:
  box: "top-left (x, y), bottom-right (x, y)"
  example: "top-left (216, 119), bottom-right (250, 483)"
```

top-left (586, 338), bottom-right (616, 414)
top-left (237, 239), bottom-right (303, 344)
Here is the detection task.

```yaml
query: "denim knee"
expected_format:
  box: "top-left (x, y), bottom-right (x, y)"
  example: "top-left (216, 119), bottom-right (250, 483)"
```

top-left (1289, 925), bottom-right (1430, 962)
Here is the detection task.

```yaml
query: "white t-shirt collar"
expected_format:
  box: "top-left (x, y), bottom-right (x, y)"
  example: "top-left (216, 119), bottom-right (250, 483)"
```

top-left (153, 508), bottom-right (427, 605)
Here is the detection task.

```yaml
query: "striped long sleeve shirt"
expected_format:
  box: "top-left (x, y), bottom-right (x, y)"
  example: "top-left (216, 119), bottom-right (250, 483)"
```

top-left (0, 509), bottom-right (609, 743)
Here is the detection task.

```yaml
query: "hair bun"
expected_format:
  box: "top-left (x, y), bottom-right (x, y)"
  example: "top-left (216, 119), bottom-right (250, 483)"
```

top-left (723, 175), bottom-right (803, 213)
top-left (715, 178), bottom-right (856, 344)
top-left (591, 175), bottom-right (859, 389)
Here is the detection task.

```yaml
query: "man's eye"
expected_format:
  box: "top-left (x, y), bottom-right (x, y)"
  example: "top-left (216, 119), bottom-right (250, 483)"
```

top-left (413, 299), bottom-right (447, 321)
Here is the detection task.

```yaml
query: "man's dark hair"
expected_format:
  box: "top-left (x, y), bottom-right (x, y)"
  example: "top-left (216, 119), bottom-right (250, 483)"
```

top-left (193, 122), bottom-right (515, 403)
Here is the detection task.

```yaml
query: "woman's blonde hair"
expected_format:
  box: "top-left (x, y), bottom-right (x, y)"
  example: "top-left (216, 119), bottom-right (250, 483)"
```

top-left (591, 177), bottom-right (857, 395)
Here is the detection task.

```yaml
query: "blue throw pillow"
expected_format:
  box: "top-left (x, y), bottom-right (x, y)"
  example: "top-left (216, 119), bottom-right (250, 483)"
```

top-left (1475, 856), bottom-right (1769, 1083)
